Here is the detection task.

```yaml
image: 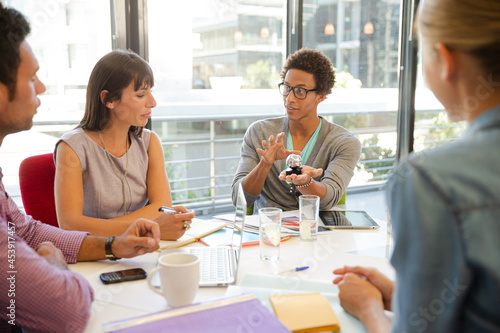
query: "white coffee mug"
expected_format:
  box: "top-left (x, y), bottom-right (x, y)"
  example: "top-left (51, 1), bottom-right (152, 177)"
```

top-left (147, 253), bottom-right (200, 307)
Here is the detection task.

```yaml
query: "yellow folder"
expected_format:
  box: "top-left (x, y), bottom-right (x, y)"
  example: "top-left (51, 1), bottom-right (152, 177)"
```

top-left (270, 292), bottom-right (340, 332)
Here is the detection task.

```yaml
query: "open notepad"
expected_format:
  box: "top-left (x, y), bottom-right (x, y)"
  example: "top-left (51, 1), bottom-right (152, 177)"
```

top-left (159, 218), bottom-right (226, 249)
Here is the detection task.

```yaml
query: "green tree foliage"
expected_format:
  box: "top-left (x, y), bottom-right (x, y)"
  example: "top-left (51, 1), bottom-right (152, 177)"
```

top-left (163, 146), bottom-right (210, 203)
top-left (243, 60), bottom-right (279, 89)
top-left (425, 112), bottom-right (465, 148)
top-left (334, 71), bottom-right (362, 89)
top-left (358, 134), bottom-right (395, 181)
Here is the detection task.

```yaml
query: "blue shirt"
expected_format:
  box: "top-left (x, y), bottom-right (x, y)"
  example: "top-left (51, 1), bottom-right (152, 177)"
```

top-left (286, 118), bottom-right (322, 166)
top-left (387, 105), bottom-right (500, 332)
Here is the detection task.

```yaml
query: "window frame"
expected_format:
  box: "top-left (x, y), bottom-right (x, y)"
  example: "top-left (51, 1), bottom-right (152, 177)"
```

top-left (109, 0), bottom-right (421, 209)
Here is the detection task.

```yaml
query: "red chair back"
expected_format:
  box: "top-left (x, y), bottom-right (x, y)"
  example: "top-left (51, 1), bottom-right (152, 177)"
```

top-left (18, 153), bottom-right (58, 227)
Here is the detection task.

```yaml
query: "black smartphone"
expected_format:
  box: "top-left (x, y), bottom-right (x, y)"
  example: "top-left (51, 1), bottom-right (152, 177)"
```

top-left (99, 268), bottom-right (148, 284)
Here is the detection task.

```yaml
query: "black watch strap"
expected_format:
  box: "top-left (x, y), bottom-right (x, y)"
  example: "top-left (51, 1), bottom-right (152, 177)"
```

top-left (105, 236), bottom-right (120, 261)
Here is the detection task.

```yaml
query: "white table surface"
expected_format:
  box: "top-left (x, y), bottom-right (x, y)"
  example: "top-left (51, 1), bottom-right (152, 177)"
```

top-left (71, 210), bottom-right (394, 332)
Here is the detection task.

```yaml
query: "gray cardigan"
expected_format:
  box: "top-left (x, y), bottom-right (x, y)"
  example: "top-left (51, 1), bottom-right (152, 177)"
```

top-left (231, 116), bottom-right (361, 212)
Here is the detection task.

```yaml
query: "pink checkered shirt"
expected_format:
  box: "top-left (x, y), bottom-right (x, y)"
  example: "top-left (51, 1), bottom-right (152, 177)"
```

top-left (0, 169), bottom-right (94, 332)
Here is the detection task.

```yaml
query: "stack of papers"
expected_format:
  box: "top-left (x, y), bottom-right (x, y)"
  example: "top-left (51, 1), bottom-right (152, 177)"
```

top-left (214, 213), bottom-right (332, 235)
top-left (214, 213), bottom-right (300, 235)
top-left (225, 272), bottom-right (371, 332)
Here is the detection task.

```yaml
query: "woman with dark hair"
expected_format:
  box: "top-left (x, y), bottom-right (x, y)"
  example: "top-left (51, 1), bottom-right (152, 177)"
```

top-left (54, 50), bottom-right (193, 239)
top-left (231, 48), bottom-right (361, 212)
top-left (333, 0), bottom-right (500, 332)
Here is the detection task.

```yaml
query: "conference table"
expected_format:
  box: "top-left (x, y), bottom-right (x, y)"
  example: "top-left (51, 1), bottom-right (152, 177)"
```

top-left (71, 207), bottom-right (394, 332)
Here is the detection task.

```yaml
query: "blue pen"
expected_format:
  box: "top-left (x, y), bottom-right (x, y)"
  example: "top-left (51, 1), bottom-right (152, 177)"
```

top-left (275, 266), bottom-right (309, 275)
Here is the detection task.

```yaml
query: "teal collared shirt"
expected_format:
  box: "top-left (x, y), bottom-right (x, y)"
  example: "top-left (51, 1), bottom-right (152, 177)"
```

top-left (286, 118), bottom-right (323, 166)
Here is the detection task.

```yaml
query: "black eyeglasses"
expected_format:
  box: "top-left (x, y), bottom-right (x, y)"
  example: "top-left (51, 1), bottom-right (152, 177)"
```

top-left (278, 83), bottom-right (318, 100)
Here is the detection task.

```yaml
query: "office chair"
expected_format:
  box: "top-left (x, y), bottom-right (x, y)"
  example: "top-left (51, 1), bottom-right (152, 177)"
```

top-left (338, 191), bottom-right (347, 206)
top-left (18, 153), bottom-right (59, 227)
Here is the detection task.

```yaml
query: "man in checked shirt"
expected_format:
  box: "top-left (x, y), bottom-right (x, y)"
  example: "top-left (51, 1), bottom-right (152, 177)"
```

top-left (0, 5), bottom-right (161, 332)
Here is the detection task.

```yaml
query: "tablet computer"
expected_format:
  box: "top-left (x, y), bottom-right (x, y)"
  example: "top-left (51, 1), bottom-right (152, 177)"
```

top-left (319, 210), bottom-right (379, 229)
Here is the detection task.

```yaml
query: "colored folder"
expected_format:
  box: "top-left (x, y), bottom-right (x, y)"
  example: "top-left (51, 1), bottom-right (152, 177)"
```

top-left (103, 294), bottom-right (291, 332)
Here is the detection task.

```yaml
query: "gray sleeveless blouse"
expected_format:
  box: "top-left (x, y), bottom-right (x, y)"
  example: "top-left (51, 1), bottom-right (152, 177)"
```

top-left (55, 128), bottom-right (152, 219)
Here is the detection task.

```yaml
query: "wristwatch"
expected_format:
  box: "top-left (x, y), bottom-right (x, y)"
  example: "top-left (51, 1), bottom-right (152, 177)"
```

top-left (105, 236), bottom-right (120, 261)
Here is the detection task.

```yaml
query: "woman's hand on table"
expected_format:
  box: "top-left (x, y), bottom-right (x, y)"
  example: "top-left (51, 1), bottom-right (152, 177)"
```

top-left (333, 265), bottom-right (394, 311)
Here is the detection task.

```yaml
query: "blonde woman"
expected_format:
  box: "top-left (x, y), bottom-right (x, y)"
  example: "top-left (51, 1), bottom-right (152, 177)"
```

top-left (333, 0), bottom-right (500, 332)
top-left (55, 50), bottom-right (194, 239)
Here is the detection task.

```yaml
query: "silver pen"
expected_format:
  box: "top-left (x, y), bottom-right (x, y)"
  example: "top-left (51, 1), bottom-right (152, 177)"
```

top-left (158, 206), bottom-right (179, 214)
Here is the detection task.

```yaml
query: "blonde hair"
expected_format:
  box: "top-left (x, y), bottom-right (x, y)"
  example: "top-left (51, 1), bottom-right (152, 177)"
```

top-left (419, 0), bottom-right (500, 77)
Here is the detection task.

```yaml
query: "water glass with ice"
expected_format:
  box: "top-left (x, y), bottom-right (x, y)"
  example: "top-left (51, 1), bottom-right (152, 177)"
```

top-left (259, 207), bottom-right (282, 261)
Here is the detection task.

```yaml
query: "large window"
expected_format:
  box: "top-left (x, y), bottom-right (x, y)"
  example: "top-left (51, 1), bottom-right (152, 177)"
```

top-left (2, 0), bottom-right (460, 216)
top-left (0, 0), bottom-right (112, 206)
top-left (148, 0), bottom-right (287, 214)
top-left (146, 0), bottom-right (403, 214)
top-left (299, 0), bottom-right (401, 187)
top-left (413, 44), bottom-right (465, 152)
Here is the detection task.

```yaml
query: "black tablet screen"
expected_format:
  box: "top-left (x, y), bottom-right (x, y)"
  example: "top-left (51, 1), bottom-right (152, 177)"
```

top-left (319, 210), bottom-right (379, 228)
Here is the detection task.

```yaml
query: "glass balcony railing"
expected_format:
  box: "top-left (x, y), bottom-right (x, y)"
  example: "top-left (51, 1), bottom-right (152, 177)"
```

top-left (1, 106), bottom-right (463, 217)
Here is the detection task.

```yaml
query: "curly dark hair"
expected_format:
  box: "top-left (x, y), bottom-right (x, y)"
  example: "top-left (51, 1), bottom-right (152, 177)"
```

top-left (280, 48), bottom-right (336, 96)
top-left (0, 3), bottom-right (31, 101)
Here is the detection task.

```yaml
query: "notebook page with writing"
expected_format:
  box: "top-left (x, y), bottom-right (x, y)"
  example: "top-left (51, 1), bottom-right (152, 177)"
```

top-left (159, 218), bottom-right (226, 249)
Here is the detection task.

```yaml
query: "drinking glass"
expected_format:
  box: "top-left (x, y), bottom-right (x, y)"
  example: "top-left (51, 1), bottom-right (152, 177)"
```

top-left (259, 207), bottom-right (282, 261)
top-left (299, 195), bottom-right (320, 241)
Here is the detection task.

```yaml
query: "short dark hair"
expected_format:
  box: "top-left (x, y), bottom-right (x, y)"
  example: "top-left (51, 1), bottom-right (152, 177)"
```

top-left (79, 49), bottom-right (154, 136)
top-left (0, 3), bottom-right (31, 101)
top-left (280, 48), bottom-right (336, 96)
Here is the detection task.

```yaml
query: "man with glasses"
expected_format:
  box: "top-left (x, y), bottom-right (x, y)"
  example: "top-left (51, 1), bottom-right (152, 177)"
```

top-left (231, 48), bottom-right (361, 212)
